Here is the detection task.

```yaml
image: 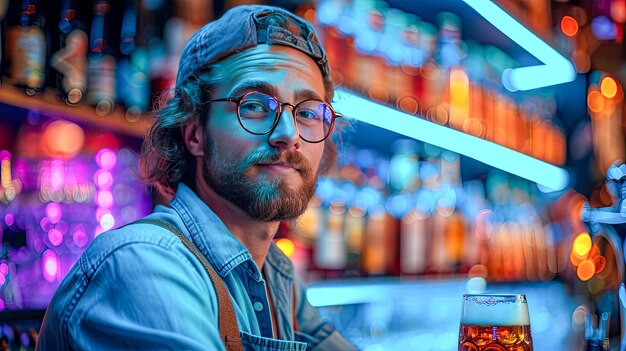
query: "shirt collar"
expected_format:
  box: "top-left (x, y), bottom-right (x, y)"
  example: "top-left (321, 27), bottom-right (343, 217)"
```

top-left (170, 183), bottom-right (257, 279)
top-left (265, 241), bottom-right (294, 279)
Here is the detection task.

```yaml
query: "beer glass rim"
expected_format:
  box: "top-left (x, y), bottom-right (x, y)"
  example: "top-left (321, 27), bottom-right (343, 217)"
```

top-left (463, 293), bottom-right (527, 303)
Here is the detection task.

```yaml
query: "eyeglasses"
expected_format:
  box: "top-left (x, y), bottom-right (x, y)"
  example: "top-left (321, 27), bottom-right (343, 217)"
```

top-left (208, 91), bottom-right (341, 143)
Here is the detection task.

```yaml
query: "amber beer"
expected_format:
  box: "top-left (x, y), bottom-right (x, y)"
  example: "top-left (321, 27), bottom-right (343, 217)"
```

top-left (458, 294), bottom-right (533, 351)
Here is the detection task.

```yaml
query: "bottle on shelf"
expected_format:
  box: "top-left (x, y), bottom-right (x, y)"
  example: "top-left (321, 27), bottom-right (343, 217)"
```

top-left (50, 0), bottom-right (88, 105)
top-left (86, 0), bottom-right (116, 116)
top-left (116, 0), bottom-right (149, 122)
top-left (6, 0), bottom-right (47, 95)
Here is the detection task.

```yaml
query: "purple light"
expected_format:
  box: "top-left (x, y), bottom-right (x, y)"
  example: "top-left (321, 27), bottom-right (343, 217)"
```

top-left (100, 213), bottom-right (115, 231)
top-left (40, 217), bottom-right (53, 232)
top-left (0, 299), bottom-right (4, 311)
top-left (0, 274), bottom-right (6, 286)
top-left (96, 149), bottom-right (117, 170)
top-left (50, 162), bottom-right (65, 191)
top-left (73, 230), bottom-right (89, 248)
top-left (94, 226), bottom-right (105, 237)
top-left (96, 190), bottom-right (114, 208)
top-left (0, 263), bottom-right (8, 275)
top-left (46, 203), bottom-right (63, 223)
top-left (0, 150), bottom-right (10, 161)
top-left (96, 208), bottom-right (111, 222)
top-left (42, 250), bottom-right (59, 283)
top-left (94, 170), bottom-right (113, 189)
top-left (34, 238), bottom-right (45, 253)
top-left (48, 228), bottom-right (64, 246)
top-left (592, 16), bottom-right (617, 40)
top-left (4, 214), bottom-right (14, 227)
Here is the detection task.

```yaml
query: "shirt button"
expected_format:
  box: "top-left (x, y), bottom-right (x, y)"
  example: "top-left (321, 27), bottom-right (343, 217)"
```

top-left (253, 302), bottom-right (264, 312)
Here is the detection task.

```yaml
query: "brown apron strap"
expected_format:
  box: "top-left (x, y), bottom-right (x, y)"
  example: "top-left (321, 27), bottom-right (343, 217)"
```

top-left (292, 281), bottom-right (299, 332)
top-left (135, 219), bottom-right (244, 351)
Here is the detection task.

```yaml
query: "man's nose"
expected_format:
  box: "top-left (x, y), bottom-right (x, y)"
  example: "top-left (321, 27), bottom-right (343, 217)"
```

top-left (268, 106), bottom-right (300, 149)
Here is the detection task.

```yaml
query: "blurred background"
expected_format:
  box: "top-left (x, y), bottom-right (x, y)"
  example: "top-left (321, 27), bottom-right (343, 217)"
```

top-left (0, 0), bottom-right (625, 350)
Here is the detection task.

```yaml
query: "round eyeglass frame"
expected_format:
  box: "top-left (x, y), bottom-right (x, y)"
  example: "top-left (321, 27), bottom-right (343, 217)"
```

top-left (208, 91), bottom-right (341, 143)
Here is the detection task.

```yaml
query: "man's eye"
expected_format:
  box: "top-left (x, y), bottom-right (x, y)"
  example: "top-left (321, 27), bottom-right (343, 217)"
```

top-left (296, 109), bottom-right (320, 121)
top-left (240, 101), bottom-right (269, 115)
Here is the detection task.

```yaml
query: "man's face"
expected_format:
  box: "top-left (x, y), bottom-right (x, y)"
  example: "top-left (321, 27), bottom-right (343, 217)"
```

top-left (201, 44), bottom-right (326, 222)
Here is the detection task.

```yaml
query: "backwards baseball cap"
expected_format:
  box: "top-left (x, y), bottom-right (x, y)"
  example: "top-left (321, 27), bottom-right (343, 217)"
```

top-left (175, 5), bottom-right (333, 98)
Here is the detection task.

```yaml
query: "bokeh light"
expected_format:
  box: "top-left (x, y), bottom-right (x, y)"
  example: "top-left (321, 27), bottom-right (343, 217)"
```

top-left (276, 238), bottom-right (296, 258)
top-left (0, 263), bottom-right (8, 275)
top-left (73, 229), bottom-right (89, 248)
top-left (41, 120), bottom-right (85, 157)
top-left (96, 149), bottom-right (117, 170)
top-left (561, 16), bottom-right (579, 37)
top-left (96, 190), bottom-right (114, 208)
top-left (100, 213), bottom-right (115, 231)
top-left (46, 202), bottom-right (63, 223)
top-left (573, 232), bottom-right (592, 258)
top-left (587, 90), bottom-right (604, 113)
top-left (600, 76), bottom-right (618, 98)
top-left (611, 0), bottom-right (626, 23)
top-left (592, 255), bottom-right (606, 273)
top-left (577, 259), bottom-right (595, 281)
top-left (592, 16), bottom-right (616, 40)
top-left (48, 228), bottom-right (64, 246)
top-left (94, 170), bottom-right (114, 189)
top-left (4, 214), bottom-right (14, 227)
top-left (42, 250), bottom-right (59, 283)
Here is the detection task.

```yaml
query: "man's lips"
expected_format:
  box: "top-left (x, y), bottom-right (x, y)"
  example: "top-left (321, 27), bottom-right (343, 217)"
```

top-left (256, 162), bottom-right (301, 172)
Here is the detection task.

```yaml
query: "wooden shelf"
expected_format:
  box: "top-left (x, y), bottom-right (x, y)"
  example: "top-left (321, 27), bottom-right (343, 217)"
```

top-left (0, 82), bottom-right (151, 138)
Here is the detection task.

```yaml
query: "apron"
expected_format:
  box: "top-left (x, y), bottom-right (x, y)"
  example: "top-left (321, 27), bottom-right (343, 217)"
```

top-left (136, 218), bottom-right (308, 351)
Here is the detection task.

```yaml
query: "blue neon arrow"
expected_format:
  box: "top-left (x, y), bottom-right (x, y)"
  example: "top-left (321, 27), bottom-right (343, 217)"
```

top-left (462, 0), bottom-right (577, 91)
top-left (333, 89), bottom-right (570, 191)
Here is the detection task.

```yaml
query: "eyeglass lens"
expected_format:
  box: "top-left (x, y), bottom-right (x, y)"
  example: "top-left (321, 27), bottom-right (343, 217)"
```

top-left (238, 92), bottom-right (333, 142)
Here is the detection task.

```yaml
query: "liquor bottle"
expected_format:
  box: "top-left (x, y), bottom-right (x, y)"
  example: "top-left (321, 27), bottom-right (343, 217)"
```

top-left (0, 0), bottom-right (9, 83)
top-left (351, 0), bottom-right (388, 101)
top-left (87, 0), bottom-right (116, 116)
top-left (117, 0), bottom-right (149, 121)
top-left (400, 207), bottom-right (428, 275)
top-left (50, 0), bottom-right (88, 105)
top-left (344, 203), bottom-right (366, 273)
top-left (314, 199), bottom-right (348, 273)
top-left (7, 0), bottom-right (47, 95)
top-left (381, 8), bottom-right (411, 105)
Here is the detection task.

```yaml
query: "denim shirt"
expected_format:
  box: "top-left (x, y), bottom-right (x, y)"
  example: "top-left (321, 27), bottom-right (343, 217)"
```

top-left (36, 183), bottom-right (356, 351)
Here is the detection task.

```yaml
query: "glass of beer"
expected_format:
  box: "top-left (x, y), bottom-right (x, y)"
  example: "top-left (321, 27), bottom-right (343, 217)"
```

top-left (458, 294), bottom-right (533, 351)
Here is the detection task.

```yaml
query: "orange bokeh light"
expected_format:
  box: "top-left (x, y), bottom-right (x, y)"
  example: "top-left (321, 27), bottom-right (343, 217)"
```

top-left (41, 120), bottom-right (85, 158)
top-left (592, 255), bottom-right (606, 273)
top-left (561, 16), bottom-right (579, 37)
top-left (587, 90), bottom-right (605, 113)
top-left (570, 250), bottom-right (584, 267)
top-left (275, 238), bottom-right (296, 258)
top-left (600, 76), bottom-right (619, 99)
top-left (577, 259), bottom-right (596, 281)
top-left (573, 232), bottom-right (592, 258)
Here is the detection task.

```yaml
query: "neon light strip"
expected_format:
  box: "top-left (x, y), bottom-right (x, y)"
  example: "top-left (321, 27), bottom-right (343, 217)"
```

top-left (306, 279), bottom-right (468, 307)
top-left (333, 89), bottom-right (569, 191)
top-left (462, 0), bottom-right (576, 91)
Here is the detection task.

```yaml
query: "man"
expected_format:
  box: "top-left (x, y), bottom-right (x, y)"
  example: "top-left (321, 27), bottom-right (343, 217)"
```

top-left (36, 5), bottom-right (356, 351)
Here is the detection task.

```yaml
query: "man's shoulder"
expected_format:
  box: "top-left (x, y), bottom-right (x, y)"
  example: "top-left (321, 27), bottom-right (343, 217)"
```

top-left (80, 211), bottom-right (188, 271)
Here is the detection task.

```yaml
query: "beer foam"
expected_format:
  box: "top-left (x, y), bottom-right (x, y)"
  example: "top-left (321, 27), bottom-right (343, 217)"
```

top-left (460, 295), bottom-right (530, 326)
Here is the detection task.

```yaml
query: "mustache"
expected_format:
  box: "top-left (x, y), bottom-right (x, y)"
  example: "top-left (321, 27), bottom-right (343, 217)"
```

top-left (244, 149), bottom-right (313, 175)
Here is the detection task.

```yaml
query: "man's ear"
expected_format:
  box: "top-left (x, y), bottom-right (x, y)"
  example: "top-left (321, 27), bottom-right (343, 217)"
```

top-left (181, 118), bottom-right (205, 156)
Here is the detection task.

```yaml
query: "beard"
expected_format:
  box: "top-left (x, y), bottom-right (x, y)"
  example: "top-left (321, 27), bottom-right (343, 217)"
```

top-left (201, 138), bottom-right (317, 222)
